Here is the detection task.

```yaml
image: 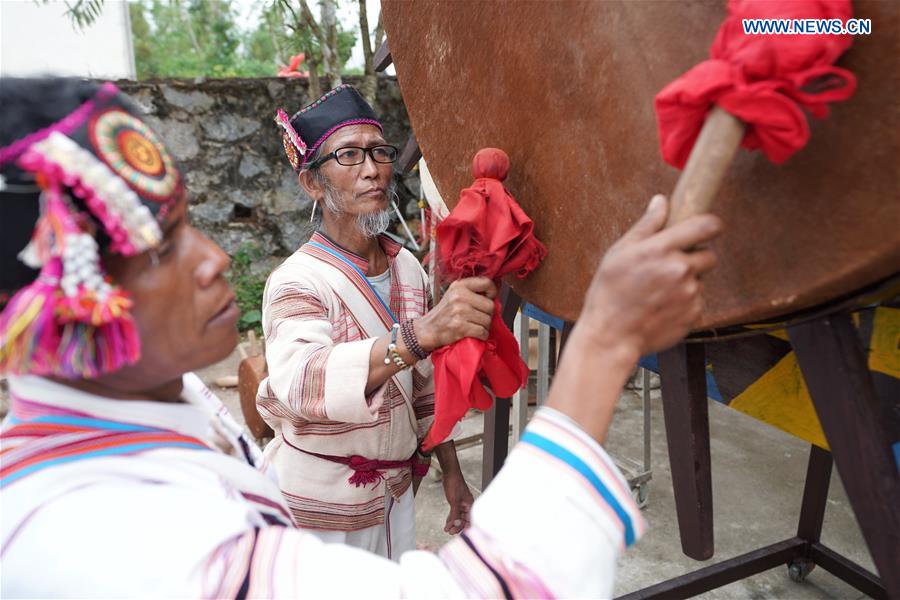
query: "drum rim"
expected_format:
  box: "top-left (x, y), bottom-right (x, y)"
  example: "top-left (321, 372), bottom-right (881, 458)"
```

top-left (685, 272), bottom-right (900, 343)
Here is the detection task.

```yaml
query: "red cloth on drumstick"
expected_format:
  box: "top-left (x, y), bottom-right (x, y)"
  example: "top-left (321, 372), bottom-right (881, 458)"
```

top-left (423, 148), bottom-right (546, 450)
top-left (655, 0), bottom-right (857, 168)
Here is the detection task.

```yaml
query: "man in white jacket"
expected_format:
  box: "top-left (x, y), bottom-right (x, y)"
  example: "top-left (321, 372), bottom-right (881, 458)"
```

top-left (0, 77), bottom-right (721, 598)
top-left (260, 85), bottom-right (482, 556)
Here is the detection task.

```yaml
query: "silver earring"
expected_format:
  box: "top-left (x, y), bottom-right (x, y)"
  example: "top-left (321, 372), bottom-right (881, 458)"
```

top-left (149, 250), bottom-right (160, 268)
top-left (310, 199), bottom-right (318, 223)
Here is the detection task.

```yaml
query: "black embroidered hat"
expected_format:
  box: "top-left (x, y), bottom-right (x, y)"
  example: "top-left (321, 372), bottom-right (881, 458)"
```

top-left (274, 84), bottom-right (382, 171)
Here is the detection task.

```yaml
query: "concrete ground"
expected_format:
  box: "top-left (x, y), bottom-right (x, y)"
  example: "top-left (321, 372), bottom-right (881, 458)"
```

top-left (196, 346), bottom-right (876, 599)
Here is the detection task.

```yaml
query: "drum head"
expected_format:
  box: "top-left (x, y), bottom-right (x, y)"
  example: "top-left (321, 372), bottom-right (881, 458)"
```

top-left (383, 0), bottom-right (900, 328)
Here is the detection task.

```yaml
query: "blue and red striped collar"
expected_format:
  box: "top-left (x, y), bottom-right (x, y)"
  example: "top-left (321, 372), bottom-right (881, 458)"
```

top-left (308, 230), bottom-right (402, 273)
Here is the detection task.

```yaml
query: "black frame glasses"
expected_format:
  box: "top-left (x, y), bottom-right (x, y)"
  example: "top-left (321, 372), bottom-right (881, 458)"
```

top-left (308, 144), bottom-right (399, 169)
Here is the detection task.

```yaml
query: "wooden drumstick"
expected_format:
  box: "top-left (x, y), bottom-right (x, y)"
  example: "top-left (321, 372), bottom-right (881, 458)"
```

top-left (666, 106), bottom-right (746, 226)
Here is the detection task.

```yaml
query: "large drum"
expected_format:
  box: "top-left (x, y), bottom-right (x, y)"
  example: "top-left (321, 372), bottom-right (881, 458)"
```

top-left (382, 1), bottom-right (899, 329)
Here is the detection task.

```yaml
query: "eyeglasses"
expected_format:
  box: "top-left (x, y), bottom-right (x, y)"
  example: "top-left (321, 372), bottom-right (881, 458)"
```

top-left (308, 145), bottom-right (399, 169)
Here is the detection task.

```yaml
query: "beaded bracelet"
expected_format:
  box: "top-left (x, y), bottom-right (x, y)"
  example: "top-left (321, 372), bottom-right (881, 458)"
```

top-left (384, 323), bottom-right (411, 370)
top-left (400, 319), bottom-right (430, 361)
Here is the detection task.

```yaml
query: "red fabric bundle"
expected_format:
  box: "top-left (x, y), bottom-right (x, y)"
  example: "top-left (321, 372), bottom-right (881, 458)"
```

top-left (424, 148), bottom-right (546, 450)
top-left (655, 0), bottom-right (857, 168)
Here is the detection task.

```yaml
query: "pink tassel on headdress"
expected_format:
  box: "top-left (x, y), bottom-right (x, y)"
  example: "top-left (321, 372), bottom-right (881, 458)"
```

top-left (0, 260), bottom-right (63, 375)
top-left (274, 108), bottom-right (307, 156)
top-left (0, 175), bottom-right (142, 379)
top-left (55, 306), bottom-right (141, 379)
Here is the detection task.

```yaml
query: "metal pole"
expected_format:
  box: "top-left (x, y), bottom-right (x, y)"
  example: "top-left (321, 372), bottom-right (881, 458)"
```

top-left (512, 311), bottom-right (530, 443)
top-left (537, 323), bottom-right (550, 405)
top-left (642, 367), bottom-right (652, 471)
top-left (391, 199), bottom-right (420, 251)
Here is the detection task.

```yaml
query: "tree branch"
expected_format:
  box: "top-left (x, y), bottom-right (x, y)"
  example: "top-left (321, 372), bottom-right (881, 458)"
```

top-left (265, 5), bottom-right (285, 65)
top-left (278, 0), bottom-right (301, 32)
top-left (175, 0), bottom-right (202, 55)
top-left (61, 0), bottom-right (105, 30)
top-left (296, 0), bottom-right (325, 44)
top-left (359, 0), bottom-right (372, 65)
top-left (374, 10), bottom-right (384, 50)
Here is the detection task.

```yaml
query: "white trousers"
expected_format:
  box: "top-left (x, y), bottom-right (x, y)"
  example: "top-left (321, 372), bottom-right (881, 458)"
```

top-left (302, 486), bottom-right (416, 561)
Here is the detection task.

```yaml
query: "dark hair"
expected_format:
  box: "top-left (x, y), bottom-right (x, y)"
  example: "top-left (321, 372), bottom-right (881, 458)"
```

top-left (0, 78), bottom-right (103, 297)
top-left (0, 78), bottom-right (101, 149)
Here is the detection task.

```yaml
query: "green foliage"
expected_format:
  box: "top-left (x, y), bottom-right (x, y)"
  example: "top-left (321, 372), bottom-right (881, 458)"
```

top-left (130, 0), bottom-right (278, 78)
top-left (44, 0), bottom-right (365, 80)
top-left (128, 0), bottom-right (360, 80)
top-left (66, 0), bottom-right (103, 29)
top-left (246, 10), bottom-right (279, 64)
top-left (336, 28), bottom-right (356, 67)
top-left (269, 0), bottom-right (357, 81)
top-left (229, 243), bottom-right (268, 334)
top-left (66, 0), bottom-right (105, 29)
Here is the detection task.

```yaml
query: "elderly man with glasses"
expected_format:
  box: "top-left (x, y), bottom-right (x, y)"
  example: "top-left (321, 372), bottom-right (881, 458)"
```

top-left (260, 85), bottom-right (488, 558)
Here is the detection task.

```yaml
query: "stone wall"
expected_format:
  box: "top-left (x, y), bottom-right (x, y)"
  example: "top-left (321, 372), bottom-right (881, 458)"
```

top-left (116, 76), bottom-right (413, 258)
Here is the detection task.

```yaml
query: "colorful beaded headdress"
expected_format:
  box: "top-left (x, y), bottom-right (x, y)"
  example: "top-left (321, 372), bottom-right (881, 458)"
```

top-left (0, 80), bottom-right (183, 379)
top-left (275, 84), bottom-right (383, 171)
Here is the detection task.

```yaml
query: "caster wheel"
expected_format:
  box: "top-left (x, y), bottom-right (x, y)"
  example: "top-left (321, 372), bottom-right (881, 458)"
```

top-left (787, 559), bottom-right (815, 583)
top-left (632, 484), bottom-right (649, 509)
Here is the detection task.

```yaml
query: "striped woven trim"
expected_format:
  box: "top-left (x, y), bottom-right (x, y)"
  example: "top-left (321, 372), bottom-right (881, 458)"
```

top-left (439, 527), bottom-right (553, 599)
top-left (520, 411), bottom-right (645, 548)
top-left (0, 418), bottom-right (209, 487)
top-left (304, 241), bottom-right (398, 324)
top-left (280, 490), bottom-right (386, 531)
top-left (5, 413), bottom-right (163, 433)
top-left (202, 528), bottom-right (258, 599)
top-left (239, 491), bottom-right (296, 527)
top-left (307, 231), bottom-right (403, 270)
top-left (6, 393), bottom-right (93, 422)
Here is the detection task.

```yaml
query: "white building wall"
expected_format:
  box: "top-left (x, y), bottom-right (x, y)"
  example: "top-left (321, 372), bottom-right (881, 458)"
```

top-left (1, 0), bottom-right (135, 79)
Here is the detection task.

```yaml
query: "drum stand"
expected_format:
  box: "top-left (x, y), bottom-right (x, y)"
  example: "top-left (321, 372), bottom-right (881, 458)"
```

top-left (620, 307), bottom-right (899, 599)
top-left (480, 289), bottom-right (898, 598)
top-left (480, 286), bottom-right (524, 487)
top-left (375, 40), bottom-right (897, 597)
